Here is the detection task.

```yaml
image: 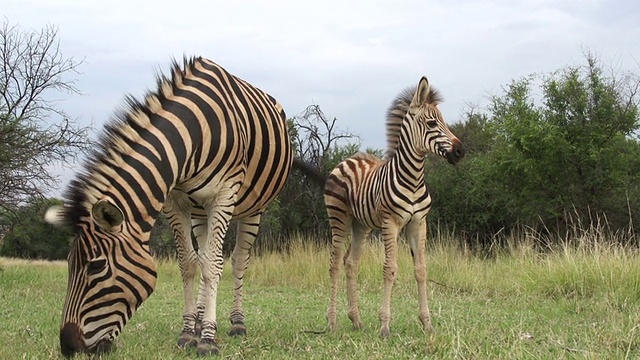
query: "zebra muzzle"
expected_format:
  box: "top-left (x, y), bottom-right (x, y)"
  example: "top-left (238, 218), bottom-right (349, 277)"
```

top-left (446, 141), bottom-right (465, 164)
top-left (60, 323), bottom-right (85, 357)
top-left (60, 323), bottom-right (114, 357)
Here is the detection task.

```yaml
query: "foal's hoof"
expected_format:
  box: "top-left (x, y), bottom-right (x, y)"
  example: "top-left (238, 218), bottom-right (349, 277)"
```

top-left (228, 323), bottom-right (247, 337)
top-left (177, 331), bottom-right (199, 349)
top-left (348, 313), bottom-right (364, 330)
top-left (196, 338), bottom-right (220, 357)
top-left (423, 323), bottom-right (435, 334)
top-left (327, 317), bottom-right (338, 332)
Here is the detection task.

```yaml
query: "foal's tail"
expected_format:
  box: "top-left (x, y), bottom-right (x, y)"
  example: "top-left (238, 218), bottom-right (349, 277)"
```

top-left (292, 158), bottom-right (327, 188)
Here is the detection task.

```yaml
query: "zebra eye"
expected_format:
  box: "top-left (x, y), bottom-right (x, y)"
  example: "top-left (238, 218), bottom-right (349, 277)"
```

top-left (426, 119), bottom-right (438, 129)
top-left (87, 258), bottom-right (107, 275)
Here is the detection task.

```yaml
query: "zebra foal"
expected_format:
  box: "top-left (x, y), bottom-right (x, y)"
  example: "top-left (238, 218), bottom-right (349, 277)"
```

top-left (45, 56), bottom-right (293, 356)
top-left (320, 76), bottom-right (464, 337)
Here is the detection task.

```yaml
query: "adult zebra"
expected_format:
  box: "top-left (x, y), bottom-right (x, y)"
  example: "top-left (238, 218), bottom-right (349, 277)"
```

top-left (45, 56), bottom-right (293, 356)
top-left (298, 76), bottom-right (464, 338)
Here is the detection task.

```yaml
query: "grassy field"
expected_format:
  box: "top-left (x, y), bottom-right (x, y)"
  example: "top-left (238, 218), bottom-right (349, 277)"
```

top-left (1, 235), bottom-right (640, 359)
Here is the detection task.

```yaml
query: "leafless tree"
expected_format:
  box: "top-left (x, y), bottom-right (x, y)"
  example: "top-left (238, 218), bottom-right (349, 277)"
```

top-left (0, 20), bottom-right (91, 213)
top-left (270, 105), bottom-right (361, 242)
top-left (292, 104), bottom-right (359, 170)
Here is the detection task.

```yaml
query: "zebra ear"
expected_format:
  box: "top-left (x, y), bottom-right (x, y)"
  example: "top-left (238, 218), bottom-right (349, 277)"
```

top-left (44, 205), bottom-right (67, 226)
top-left (410, 76), bottom-right (431, 108)
top-left (91, 199), bottom-right (124, 229)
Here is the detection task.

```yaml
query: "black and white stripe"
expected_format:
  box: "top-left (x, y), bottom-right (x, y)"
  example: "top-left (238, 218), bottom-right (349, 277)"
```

top-left (322, 76), bottom-right (464, 337)
top-left (46, 57), bottom-right (293, 356)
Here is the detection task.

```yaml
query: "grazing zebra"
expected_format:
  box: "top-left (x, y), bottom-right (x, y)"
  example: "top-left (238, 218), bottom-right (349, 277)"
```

top-left (45, 56), bottom-right (293, 356)
top-left (319, 76), bottom-right (463, 337)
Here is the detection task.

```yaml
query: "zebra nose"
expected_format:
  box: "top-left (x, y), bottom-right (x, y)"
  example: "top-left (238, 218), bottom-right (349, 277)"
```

top-left (453, 143), bottom-right (464, 159)
top-left (60, 323), bottom-right (85, 357)
top-left (447, 140), bottom-right (465, 164)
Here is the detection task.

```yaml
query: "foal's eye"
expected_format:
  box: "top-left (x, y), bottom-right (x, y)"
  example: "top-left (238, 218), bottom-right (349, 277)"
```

top-left (87, 258), bottom-right (107, 275)
top-left (426, 119), bottom-right (438, 128)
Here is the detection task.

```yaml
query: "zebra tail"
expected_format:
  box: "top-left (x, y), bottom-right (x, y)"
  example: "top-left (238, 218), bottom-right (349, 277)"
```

top-left (292, 158), bottom-right (327, 188)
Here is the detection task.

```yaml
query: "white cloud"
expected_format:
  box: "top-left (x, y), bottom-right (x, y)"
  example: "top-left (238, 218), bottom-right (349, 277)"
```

top-left (4, 0), bottom-right (640, 177)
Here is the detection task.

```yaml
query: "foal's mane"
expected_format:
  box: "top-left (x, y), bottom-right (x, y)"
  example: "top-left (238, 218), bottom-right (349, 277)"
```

top-left (383, 85), bottom-right (443, 160)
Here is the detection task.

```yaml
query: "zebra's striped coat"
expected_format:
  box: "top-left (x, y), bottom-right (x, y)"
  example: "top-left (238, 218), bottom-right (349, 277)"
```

top-left (323, 76), bottom-right (464, 337)
top-left (46, 57), bottom-right (293, 356)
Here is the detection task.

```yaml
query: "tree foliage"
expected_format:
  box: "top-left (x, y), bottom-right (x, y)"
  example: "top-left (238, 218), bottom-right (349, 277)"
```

top-left (0, 197), bottom-right (71, 259)
top-left (0, 20), bottom-right (91, 212)
top-left (427, 53), bottom-right (640, 244)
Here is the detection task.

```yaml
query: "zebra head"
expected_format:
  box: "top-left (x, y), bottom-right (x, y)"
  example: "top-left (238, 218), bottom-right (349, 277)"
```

top-left (406, 76), bottom-right (464, 164)
top-left (46, 199), bottom-right (157, 357)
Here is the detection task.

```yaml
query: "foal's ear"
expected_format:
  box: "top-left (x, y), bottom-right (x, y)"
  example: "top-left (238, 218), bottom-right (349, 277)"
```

top-left (410, 76), bottom-right (431, 108)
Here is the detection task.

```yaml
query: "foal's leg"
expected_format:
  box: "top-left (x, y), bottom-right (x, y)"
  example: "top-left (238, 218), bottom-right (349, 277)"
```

top-left (406, 217), bottom-right (434, 333)
top-left (344, 221), bottom-right (370, 330)
top-left (379, 220), bottom-right (399, 338)
top-left (326, 209), bottom-right (353, 331)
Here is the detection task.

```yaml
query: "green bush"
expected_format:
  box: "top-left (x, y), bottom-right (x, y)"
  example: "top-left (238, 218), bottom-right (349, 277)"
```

top-left (0, 197), bottom-right (72, 260)
top-left (427, 54), bottom-right (640, 245)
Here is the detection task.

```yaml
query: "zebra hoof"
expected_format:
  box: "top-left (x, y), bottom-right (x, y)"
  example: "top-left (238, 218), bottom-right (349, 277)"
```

top-left (196, 338), bottom-right (219, 356)
top-left (423, 323), bottom-right (435, 334)
top-left (326, 311), bottom-right (338, 331)
top-left (349, 316), bottom-right (365, 331)
top-left (228, 323), bottom-right (247, 337)
top-left (177, 331), bottom-right (199, 349)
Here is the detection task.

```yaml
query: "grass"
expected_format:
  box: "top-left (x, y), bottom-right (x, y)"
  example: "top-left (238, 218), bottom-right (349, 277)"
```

top-left (1, 235), bottom-right (640, 359)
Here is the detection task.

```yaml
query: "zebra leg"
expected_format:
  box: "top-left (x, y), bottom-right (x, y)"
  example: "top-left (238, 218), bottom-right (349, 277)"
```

top-left (406, 217), bottom-right (434, 333)
top-left (196, 190), bottom-right (238, 356)
top-left (327, 212), bottom-right (353, 331)
top-left (191, 218), bottom-right (209, 338)
top-left (344, 222), bottom-right (369, 330)
top-left (379, 222), bottom-right (400, 338)
top-left (228, 214), bottom-right (261, 336)
top-left (163, 198), bottom-right (199, 349)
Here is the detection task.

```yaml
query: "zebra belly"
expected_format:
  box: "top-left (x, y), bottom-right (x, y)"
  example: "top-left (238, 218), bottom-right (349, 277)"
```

top-left (232, 164), bottom-right (289, 218)
top-left (173, 155), bottom-right (291, 220)
top-left (352, 197), bottom-right (431, 231)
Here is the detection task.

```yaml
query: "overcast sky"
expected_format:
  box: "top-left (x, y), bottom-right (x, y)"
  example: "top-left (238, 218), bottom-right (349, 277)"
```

top-left (4, 0), bottom-right (640, 174)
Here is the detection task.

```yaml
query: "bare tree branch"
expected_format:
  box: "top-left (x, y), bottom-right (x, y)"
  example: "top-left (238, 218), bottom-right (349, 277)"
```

top-left (292, 104), bottom-right (359, 169)
top-left (0, 20), bottom-right (91, 212)
top-left (284, 104), bottom-right (361, 232)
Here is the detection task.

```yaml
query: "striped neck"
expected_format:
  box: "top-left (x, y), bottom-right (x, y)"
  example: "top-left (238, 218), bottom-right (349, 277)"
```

top-left (385, 121), bottom-right (426, 191)
top-left (67, 106), bottom-right (188, 242)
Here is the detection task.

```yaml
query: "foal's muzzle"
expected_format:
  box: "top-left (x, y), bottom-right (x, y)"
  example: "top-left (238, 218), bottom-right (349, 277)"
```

top-left (446, 140), bottom-right (465, 165)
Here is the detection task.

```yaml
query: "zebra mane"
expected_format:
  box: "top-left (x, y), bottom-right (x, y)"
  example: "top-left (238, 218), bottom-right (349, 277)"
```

top-left (62, 56), bottom-right (201, 229)
top-left (352, 151), bottom-right (381, 162)
top-left (383, 85), bottom-right (442, 160)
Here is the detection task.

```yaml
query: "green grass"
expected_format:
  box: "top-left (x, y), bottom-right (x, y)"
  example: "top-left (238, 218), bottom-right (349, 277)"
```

top-left (1, 237), bottom-right (640, 359)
